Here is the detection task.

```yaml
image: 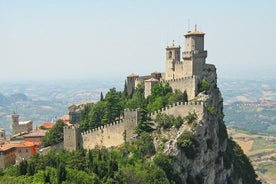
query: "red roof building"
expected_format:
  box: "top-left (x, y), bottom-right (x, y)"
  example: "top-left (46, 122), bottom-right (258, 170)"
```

top-left (42, 122), bottom-right (54, 129)
top-left (0, 143), bottom-right (16, 169)
top-left (23, 131), bottom-right (45, 143)
top-left (15, 141), bottom-right (37, 162)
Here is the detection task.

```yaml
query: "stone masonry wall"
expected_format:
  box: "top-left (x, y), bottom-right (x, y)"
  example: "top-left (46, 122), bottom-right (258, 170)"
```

top-left (13, 122), bottom-right (33, 135)
top-left (81, 109), bottom-right (138, 150)
top-left (64, 103), bottom-right (204, 151)
top-left (150, 101), bottom-right (204, 120)
top-left (63, 125), bottom-right (80, 151)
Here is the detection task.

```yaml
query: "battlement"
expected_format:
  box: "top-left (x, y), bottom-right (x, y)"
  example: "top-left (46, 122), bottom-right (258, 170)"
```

top-left (81, 120), bottom-right (125, 135)
top-left (174, 61), bottom-right (183, 65)
top-left (183, 50), bottom-right (207, 59)
top-left (63, 125), bottom-right (79, 130)
top-left (124, 108), bottom-right (139, 112)
top-left (161, 75), bottom-right (198, 83)
top-left (150, 101), bottom-right (204, 120)
top-left (80, 108), bottom-right (138, 135)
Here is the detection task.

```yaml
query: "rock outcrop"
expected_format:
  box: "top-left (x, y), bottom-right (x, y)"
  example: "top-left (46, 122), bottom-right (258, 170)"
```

top-left (153, 65), bottom-right (259, 184)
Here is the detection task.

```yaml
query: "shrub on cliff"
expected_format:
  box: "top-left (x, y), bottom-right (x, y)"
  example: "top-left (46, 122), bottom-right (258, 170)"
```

top-left (184, 111), bottom-right (198, 124)
top-left (198, 80), bottom-right (211, 92)
top-left (156, 113), bottom-right (183, 130)
top-left (177, 131), bottom-right (199, 159)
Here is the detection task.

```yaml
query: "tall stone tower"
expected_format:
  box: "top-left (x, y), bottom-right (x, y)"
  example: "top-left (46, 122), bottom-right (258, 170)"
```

top-left (63, 125), bottom-right (81, 151)
top-left (11, 114), bottom-right (19, 132)
top-left (165, 44), bottom-right (181, 80)
top-left (126, 73), bottom-right (139, 95)
top-left (183, 26), bottom-right (207, 77)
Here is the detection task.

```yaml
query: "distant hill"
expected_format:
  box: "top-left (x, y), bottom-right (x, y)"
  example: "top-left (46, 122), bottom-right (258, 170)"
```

top-left (0, 80), bottom-right (122, 135)
top-left (0, 93), bottom-right (11, 105)
top-left (220, 78), bottom-right (276, 135)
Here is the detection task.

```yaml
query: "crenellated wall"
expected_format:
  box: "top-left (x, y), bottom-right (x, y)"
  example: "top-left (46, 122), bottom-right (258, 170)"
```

top-left (64, 109), bottom-right (139, 150)
top-left (64, 103), bottom-right (204, 151)
top-left (150, 101), bottom-right (204, 120)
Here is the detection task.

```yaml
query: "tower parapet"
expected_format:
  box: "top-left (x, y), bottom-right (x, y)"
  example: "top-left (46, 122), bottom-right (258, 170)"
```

top-left (127, 73), bottom-right (139, 95)
top-left (165, 44), bottom-right (181, 80)
top-left (183, 27), bottom-right (207, 77)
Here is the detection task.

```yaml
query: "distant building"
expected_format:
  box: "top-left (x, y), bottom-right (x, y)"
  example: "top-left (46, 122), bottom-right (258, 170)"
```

top-left (41, 122), bottom-right (54, 130)
top-left (15, 141), bottom-right (37, 162)
top-left (0, 129), bottom-right (6, 142)
top-left (23, 131), bottom-right (45, 143)
top-left (0, 143), bottom-right (16, 169)
top-left (68, 101), bottom-right (94, 123)
top-left (11, 114), bottom-right (33, 135)
top-left (59, 115), bottom-right (70, 124)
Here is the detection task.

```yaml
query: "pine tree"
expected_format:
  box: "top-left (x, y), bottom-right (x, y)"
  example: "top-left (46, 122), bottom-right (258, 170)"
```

top-left (123, 80), bottom-right (128, 98)
top-left (57, 163), bottom-right (67, 184)
top-left (100, 92), bottom-right (104, 101)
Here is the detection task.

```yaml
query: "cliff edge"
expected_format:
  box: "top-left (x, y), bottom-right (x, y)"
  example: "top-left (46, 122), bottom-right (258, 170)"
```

top-left (152, 64), bottom-right (260, 184)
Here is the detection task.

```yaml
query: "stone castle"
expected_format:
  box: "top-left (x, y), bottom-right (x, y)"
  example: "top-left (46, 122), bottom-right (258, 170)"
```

top-left (11, 114), bottom-right (33, 135)
top-left (64, 27), bottom-right (210, 151)
top-left (127, 26), bottom-right (207, 99)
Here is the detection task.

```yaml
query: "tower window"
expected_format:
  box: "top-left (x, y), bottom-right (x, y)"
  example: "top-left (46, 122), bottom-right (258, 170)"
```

top-left (169, 51), bottom-right (172, 59)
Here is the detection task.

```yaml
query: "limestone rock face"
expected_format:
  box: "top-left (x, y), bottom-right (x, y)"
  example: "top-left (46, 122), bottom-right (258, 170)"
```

top-left (153, 65), bottom-right (257, 184)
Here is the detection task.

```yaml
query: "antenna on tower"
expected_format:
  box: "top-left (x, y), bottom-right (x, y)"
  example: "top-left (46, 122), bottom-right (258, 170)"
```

top-left (166, 31), bottom-right (168, 46)
top-left (195, 24), bottom-right (197, 31)
top-left (188, 19), bottom-right (190, 31)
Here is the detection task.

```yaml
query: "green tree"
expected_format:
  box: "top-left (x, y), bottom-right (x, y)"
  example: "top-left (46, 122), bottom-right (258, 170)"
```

top-left (154, 154), bottom-right (182, 183)
top-left (126, 82), bottom-right (145, 109)
top-left (102, 88), bottom-right (123, 124)
top-left (100, 92), bottom-right (104, 101)
top-left (135, 108), bottom-right (154, 135)
top-left (123, 80), bottom-right (128, 98)
top-left (41, 119), bottom-right (65, 147)
top-left (136, 132), bottom-right (155, 156)
top-left (57, 163), bottom-right (67, 184)
top-left (19, 160), bottom-right (28, 175)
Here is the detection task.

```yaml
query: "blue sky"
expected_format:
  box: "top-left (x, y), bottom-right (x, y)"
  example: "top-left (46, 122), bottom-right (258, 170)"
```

top-left (0, 0), bottom-right (275, 81)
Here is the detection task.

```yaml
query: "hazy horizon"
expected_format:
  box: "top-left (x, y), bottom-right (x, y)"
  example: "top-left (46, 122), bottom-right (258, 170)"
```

top-left (1, 1), bottom-right (276, 82)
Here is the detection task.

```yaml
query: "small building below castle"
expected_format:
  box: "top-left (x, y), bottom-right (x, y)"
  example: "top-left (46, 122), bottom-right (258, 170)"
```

top-left (0, 142), bottom-right (16, 169)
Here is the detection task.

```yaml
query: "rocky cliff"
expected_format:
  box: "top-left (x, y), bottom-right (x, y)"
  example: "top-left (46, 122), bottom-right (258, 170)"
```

top-left (152, 64), bottom-right (260, 184)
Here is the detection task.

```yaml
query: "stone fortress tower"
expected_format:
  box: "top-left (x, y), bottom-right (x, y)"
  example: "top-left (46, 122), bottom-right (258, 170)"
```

top-left (127, 26), bottom-right (208, 100)
top-left (165, 43), bottom-right (181, 80)
top-left (182, 26), bottom-right (207, 77)
top-left (11, 114), bottom-right (33, 135)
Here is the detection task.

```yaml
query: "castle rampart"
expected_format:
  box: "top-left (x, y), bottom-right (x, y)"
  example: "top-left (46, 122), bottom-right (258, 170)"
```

top-left (64, 102), bottom-right (205, 151)
top-left (64, 109), bottom-right (139, 150)
top-left (150, 101), bottom-right (204, 120)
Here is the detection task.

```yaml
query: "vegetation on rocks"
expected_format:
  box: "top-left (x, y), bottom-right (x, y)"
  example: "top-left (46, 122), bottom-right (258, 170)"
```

top-left (176, 131), bottom-right (200, 159)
